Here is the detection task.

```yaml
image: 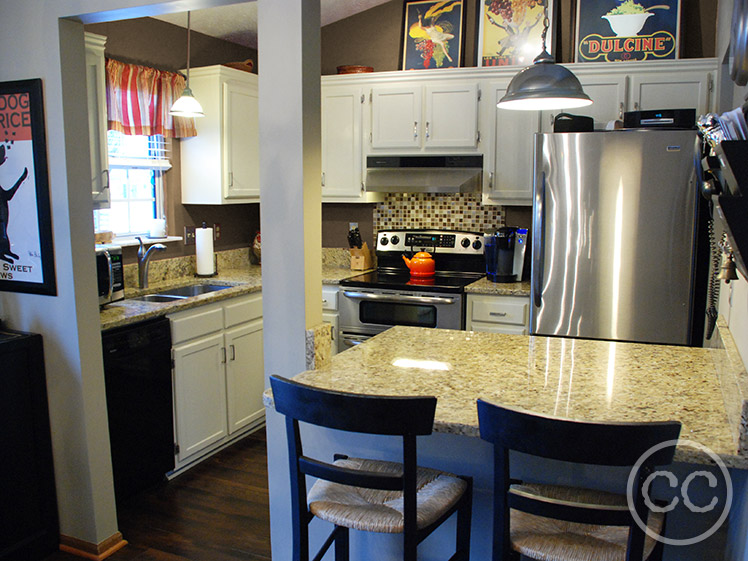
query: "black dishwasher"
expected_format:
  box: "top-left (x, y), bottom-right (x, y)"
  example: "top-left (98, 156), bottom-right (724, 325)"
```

top-left (102, 316), bottom-right (174, 506)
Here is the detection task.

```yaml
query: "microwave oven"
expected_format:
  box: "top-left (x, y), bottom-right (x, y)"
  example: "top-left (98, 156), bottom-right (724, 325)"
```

top-left (96, 246), bottom-right (125, 305)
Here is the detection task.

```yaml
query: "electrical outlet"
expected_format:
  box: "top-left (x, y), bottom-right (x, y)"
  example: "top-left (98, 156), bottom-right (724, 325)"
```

top-left (349, 222), bottom-right (359, 231)
top-left (184, 225), bottom-right (196, 245)
top-left (213, 223), bottom-right (221, 241)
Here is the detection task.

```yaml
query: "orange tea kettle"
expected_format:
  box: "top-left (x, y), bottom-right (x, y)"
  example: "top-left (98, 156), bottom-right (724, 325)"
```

top-left (402, 252), bottom-right (435, 277)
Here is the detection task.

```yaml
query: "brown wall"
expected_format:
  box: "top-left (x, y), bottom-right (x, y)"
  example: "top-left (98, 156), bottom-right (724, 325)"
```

top-left (321, 0), bottom-right (716, 74)
top-left (85, 18), bottom-right (261, 264)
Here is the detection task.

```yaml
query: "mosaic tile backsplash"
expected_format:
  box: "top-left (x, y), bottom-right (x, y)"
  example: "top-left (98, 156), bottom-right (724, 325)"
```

top-left (374, 193), bottom-right (504, 234)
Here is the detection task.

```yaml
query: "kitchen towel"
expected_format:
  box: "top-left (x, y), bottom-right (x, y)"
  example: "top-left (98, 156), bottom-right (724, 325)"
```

top-left (196, 226), bottom-right (215, 276)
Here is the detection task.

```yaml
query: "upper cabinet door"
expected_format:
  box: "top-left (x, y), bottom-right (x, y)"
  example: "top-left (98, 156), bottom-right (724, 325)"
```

top-left (370, 86), bottom-right (422, 149)
top-left (424, 83), bottom-right (479, 148)
top-left (629, 70), bottom-right (712, 114)
top-left (486, 80), bottom-right (539, 204)
top-left (85, 33), bottom-right (110, 210)
top-left (321, 86), bottom-right (364, 199)
top-left (223, 79), bottom-right (260, 200)
top-left (541, 72), bottom-right (628, 131)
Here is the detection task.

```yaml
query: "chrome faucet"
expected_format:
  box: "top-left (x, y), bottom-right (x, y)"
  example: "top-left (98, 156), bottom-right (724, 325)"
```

top-left (136, 237), bottom-right (167, 289)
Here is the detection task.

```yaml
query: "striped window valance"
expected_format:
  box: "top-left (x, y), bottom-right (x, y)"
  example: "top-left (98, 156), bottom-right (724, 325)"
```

top-left (105, 58), bottom-right (197, 138)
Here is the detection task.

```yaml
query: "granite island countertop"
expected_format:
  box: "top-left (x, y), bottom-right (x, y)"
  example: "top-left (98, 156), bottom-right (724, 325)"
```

top-left (100, 264), bottom-right (368, 331)
top-left (267, 324), bottom-right (748, 468)
top-left (465, 277), bottom-right (530, 296)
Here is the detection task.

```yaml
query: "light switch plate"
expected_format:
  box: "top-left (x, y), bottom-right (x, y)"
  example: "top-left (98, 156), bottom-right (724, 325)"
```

top-left (184, 225), bottom-right (196, 245)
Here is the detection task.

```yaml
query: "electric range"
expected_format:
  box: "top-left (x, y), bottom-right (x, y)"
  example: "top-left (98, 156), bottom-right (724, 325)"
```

top-left (338, 229), bottom-right (486, 351)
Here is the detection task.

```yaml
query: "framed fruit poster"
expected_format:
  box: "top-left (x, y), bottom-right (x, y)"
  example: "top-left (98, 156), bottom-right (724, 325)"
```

top-left (575, 0), bottom-right (681, 62)
top-left (478, 0), bottom-right (554, 67)
top-left (0, 79), bottom-right (56, 296)
top-left (401, 0), bottom-right (465, 70)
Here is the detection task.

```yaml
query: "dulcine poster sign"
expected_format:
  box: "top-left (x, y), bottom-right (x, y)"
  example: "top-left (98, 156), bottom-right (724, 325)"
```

top-left (0, 79), bottom-right (56, 295)
top-left (575, 0), bottom-right (681, 62)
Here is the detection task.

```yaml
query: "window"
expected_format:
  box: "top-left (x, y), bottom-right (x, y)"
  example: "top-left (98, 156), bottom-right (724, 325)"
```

top-left (94, 131), bottom-right (171, 237)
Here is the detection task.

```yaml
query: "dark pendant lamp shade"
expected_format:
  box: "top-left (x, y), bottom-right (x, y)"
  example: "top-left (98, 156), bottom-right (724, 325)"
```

top-left (497, 3), bottom-right (592, 111)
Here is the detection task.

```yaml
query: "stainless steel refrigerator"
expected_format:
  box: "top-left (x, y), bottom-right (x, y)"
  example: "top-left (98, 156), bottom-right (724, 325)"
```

top-left (531, 130), bottom-right (707, 346)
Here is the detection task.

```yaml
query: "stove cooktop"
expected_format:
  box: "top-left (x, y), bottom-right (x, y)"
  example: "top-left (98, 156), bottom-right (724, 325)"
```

top-left (341, 270), bottom-right (483, 294)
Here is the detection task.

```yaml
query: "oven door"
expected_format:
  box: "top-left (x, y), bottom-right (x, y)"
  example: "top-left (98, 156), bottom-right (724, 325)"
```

top-left (339, 289), bottom-right (464, 335)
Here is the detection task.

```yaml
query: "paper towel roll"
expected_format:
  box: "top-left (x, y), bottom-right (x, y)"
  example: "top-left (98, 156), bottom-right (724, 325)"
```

top-left (195, 226), bottom-right (215, 275)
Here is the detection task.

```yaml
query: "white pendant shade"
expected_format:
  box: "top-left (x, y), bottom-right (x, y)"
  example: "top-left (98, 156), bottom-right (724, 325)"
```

top-left (169, 11), bottom-right (204, 118)
top-left (170, 86), bottom-right (204, 117)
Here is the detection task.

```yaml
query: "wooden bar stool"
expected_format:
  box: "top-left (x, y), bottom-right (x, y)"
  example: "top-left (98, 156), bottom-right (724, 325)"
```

top-left (477, 399), bottom-right (682, 561)
top-left (271, 375), bottom-right (472, 561)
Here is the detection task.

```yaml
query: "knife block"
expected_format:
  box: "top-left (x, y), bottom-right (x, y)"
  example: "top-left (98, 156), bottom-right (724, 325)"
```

top-left (350, 242), bottom-right (373, 270)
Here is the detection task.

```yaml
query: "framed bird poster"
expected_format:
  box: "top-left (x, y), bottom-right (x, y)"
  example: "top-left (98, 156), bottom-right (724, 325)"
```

top-left (401, 0), bottom-right (465, 70)
top-left (478, 0), bottom-right (554, 67)
top-left (0, 79), bottom-right (56, 296)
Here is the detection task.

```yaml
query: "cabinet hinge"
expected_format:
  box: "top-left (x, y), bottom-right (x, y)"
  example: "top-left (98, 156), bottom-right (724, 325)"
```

top-left (170, 358), bottom-right (175, 369)
top-left (174, 443), bottom-right (180, 455)
top-left (369, 92), bottom-right (373, 103)
top-left (369, 132), bottom-right (372, 143)
top-left (360, 94), bottom-right (365, 104)
top-left (708, 74), bottom-right (714, 92)
top-left (477, 131), bottom-right (481, 144)
top-left (478, 89), bottom-right (482, 102)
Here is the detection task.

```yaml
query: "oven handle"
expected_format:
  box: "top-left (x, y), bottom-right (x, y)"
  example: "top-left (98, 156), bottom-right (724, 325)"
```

top-left (342, 291), bottom-right (458, 305)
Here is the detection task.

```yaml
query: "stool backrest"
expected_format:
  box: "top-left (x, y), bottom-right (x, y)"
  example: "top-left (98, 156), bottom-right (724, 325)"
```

top-left (271, 375), bottom-right (436, 436)
top-left (477, 399), bottom-right (682, 561)
top-left (477, 400), bottom-right (682, 467)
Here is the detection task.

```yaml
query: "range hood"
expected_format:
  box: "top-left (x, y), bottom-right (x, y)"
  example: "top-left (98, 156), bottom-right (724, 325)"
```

top-left (365, 155), bottom-right (483, 194)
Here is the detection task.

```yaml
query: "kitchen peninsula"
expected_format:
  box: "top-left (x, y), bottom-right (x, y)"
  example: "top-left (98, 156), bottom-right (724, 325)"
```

top-left (264, 322), bottom-right (748, 561)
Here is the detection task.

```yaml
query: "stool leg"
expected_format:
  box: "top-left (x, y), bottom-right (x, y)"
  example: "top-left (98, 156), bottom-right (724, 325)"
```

top-left (335, 526), bottom-right (349, 561)
top-left (456, 478), bottom-right (473, 561)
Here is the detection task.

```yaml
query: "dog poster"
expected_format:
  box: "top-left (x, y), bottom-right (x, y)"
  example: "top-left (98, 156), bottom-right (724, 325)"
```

top-left (0, 79), bottom-right (56, 295)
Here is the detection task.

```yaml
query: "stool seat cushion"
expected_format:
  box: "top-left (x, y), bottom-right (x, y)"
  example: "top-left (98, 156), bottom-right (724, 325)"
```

top-left (308, 457), bottom-right (468, 534)
top-left (509, 484), bottom-right (664, 561)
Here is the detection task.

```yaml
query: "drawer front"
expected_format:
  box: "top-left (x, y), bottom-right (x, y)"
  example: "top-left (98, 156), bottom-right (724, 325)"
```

top-left (470, 296), bottom-right (528, 326)
top-left (322, 286), bottom-right (339, 312)
top-left (169, 305), bottom-right (224, 344)
top-left (469, 321), bottom-right (527, 335)
top-left (224, 293), bottom-right (263, 328)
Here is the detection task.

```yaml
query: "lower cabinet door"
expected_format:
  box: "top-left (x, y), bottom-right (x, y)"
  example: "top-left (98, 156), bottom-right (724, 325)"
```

top-left (173, 333), bottom-right (228, 464)
top-left (225, 319), bottom-right (265, 435)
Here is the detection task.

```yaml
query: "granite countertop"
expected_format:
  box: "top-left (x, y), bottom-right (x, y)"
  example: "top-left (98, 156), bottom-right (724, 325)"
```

top-left (100, 265), bottom-right (367, 331)
top-left (268, 324), bottom-right (748, 468)
top-left (465, 278), bottom-right (531, 296)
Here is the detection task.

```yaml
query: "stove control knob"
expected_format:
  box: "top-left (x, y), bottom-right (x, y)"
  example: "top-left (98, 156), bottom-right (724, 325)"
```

top-left (380, 237), bottom-right (388, 246)
top-left (461, 237), bottom-right (471, 248)
top-left (472, 239), bottom-right (482, 250)
top-left (390, 235), bottom-right (400, 245)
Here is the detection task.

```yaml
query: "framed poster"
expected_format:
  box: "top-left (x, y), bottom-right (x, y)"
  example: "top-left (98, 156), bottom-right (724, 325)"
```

top-left (0, 79), bottom-right (56, 296)
top-left (576, 0), bottom-right (681, 63)
top-left (478, 0), bottom-right (554, 67)
top-left (401, 0), bottom-right (465, 70)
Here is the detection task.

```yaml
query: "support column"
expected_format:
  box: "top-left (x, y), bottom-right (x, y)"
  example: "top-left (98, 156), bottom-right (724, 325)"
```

top-left (257, 1), bottom-right (322, 558)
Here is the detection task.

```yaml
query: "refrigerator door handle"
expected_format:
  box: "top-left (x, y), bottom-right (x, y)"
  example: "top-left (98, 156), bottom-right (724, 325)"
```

top-left (533, 171), bottom-right (545, 308)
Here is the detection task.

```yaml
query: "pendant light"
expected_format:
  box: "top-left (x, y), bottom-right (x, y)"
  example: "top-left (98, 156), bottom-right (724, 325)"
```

top-left (497, 2), bottom-right (592, 111)
top-left (170, 11), bottom-right (204, 118)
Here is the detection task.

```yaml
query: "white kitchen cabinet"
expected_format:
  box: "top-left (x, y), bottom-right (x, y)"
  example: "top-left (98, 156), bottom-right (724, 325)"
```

top-left (483, 79), bottom-right (541, 205)
top-left (180, 66), bottom-right (259, 204)
top-left (466, 294), bottom-right (529, 335)
top-left (322, 285), bottom-right (339, 356)
top-left (321, 85), bottom-right (365, 200)
top-left (541, 60), bottom-right (717, 132)
top-left (169, 292), bottom-right (264, 470)
top-left (85, 32), bottom-right (109, 210)
top-left (368, 82), bottom-right (479, 152)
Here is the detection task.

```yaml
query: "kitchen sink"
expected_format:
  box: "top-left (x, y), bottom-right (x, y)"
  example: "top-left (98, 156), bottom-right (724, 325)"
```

top-left (155, 284), bottom-right (234, 297)
top-left (131, 294), bottom-right (187, 303)
top-left (131, 283), bottom-right (234, 302)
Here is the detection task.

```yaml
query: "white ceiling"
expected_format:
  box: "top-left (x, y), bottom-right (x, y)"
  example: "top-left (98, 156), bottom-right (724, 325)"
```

top-left (152, 0), bottom-right (392, 49)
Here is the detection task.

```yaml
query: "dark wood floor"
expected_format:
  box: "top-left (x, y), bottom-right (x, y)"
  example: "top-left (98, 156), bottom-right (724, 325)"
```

top-left (44, 429), bottom-right (271, 561)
